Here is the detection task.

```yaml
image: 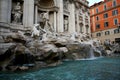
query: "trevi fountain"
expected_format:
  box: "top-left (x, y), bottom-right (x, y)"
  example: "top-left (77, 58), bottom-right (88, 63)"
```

top-left (0, 0), bottom-right (120, 80)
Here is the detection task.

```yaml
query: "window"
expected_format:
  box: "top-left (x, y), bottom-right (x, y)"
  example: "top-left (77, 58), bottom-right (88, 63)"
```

top-left (114, 29), bottom-right (120, 34)
top-left (96, 33), bottom-right (101, 37)
top-left (113, 0), bottom-right (116, 7)
top-left (114, 18), bottom-right (118, 25)
top-left (86, 25), bottom-right (89, 33)
top-left (104, 13), bottom-right (108, 18)
top-left (104, 4), bottom-right (107, 10)
top-left (96, 8), bottom-right (98, 13)
top-left (104, 22), bottom-right (109, 27)
top-left (112, 10), bottom-right (118, 16)
top-left (105, 31), bottom-right (110, 35)
top-left (96, 16), bottom-right (99, 21)
top-left (96, 24), bottom-right (100, 29)
top-left (79, 23), bottom-right (83, 33)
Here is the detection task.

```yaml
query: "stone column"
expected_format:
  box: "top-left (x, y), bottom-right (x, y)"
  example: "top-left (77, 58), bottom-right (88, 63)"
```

top-left (23, 0), bottom-right (34, 29)
top-left (88, 16), bottom-right (91, 33)
top-left (35, 5), bottom-right (38, 24)
top-left (76, 10), bottom-right (79, 33)
top-left (54, 11), bottom-right (57, 32)
top-left (69, 3), bottom-right (75, 33)
top-left (0, 0), bottom-right (11, 23)
top-left (82, 14), bottom-right (85, 33)
top-left (57, 0), bottom-right (64, 32)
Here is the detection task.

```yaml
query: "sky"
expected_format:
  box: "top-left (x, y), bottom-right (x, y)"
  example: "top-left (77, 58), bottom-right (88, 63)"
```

top-left (88, 0), bottom-right (104, 6)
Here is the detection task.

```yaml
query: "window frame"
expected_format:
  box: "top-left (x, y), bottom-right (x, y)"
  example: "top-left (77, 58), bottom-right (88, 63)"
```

top-left (96, 33), bottom-right (101, 37)
top-left (112, 9), bottom-right (118, 16)
top-left (96, 16), bottom-right (99, 21)
top-left (114, 18), bottom-right (118, 25)
top-left (114, 29), bottom-right (120, 34)
top-left (104, 22), bottom-right (109, 27)
top-left (105, 31), bottom-right (110, 35)
top-left (112, 0), bottom-right (117, 7)
top-left (104, 13), bottom-right (108, 18)
top-left (96, 8), bottom-right (99, 13)
top-left (96, 24), bottom-right (100, 29)
top-left (104, 4), bottom-right (107, 10)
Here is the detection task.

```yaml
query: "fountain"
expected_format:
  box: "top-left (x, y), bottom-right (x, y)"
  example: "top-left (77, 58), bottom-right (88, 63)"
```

top-left (0, 11), bottom-right (119, 71)
top-left (89, 46), bottom-right (95, 59)
top-left (0, 21), bottom-right (106, 71)
top-left (104, 39), bottom-right (120, 56)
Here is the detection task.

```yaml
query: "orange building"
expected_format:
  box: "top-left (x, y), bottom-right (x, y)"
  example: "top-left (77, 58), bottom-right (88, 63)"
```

top-left (90, 0), bottom-right (120, 43)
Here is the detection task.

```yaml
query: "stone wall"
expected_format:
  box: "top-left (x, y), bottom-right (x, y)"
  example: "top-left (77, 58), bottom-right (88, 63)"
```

top-left (92, 28), bottom-right (120, 43)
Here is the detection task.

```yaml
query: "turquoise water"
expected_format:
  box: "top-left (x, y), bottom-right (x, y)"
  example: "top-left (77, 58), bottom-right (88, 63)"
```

top-left (0, 57), bottom-right (120, 80)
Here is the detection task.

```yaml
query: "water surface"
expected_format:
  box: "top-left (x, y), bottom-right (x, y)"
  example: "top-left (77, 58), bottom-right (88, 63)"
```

top-left (0, 57), bottom-right (120, 80)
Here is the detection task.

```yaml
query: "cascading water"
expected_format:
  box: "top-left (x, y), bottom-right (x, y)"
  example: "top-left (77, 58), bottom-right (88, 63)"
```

top-left (89, 47), bottom-right (95, 58)
top-left (80, 39), bottom-right (103, 60)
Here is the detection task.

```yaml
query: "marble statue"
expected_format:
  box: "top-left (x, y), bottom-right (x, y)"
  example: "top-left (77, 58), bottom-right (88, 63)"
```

top-left (63, 0), bottom-right (69, 10)
top-left (31, 24), bottom-right (40, 37)
top-left (42, 33), bottom-right (48, 41)
top-left (41, 11), bottom-right (54, 32)
top-left (42, 11), bottom-right (49, 21)
top-left (12, 2), bottom-right (22, 24)
top-left (70, 32), bottom-right (78, 41)
top-left (31, 24), bottom-right (47, 40)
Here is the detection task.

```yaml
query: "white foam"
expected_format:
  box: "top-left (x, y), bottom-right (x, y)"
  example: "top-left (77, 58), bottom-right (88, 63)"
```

top-left (76, 56), bottom-right (103, 61)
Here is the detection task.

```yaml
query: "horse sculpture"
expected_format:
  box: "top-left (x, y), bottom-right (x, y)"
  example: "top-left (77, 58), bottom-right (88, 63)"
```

top-left (31, 24), bottom-right (40, 37)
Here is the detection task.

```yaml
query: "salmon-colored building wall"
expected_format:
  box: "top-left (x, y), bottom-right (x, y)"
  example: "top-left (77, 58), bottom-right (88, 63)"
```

top-left (90, 0), bottom-right (120, 32)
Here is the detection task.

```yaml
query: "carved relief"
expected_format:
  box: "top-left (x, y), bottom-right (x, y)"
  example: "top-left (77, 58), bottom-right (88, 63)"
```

top-left (63, 0), bottom-right (69, 10)
top-left (79, 16), bottom-right (83, 21)
top-left (79, 9), bottom-right (82, 15)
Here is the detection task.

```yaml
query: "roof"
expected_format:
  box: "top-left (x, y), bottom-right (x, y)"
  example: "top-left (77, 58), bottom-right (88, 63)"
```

top-left (90, 1), bottom-right (104, 8)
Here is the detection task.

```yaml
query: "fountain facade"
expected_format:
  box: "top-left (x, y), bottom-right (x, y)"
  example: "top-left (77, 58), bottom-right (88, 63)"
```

top-left (0, 0), bottom-right (90, 33)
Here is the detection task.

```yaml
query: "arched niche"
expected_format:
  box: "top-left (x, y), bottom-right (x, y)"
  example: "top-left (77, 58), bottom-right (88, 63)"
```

top-left (36, 0), bottom-right (58, 31)
top-left (79, 23), bottom-right (83, 33)
top-left (11, 0), bottom-right (24, 24)
top-left (36, 0), bottom-right (58, 12)
top-left (38, 0), bottom-right (55, 9)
